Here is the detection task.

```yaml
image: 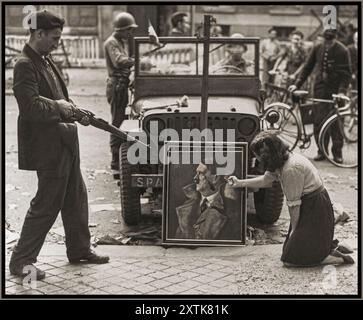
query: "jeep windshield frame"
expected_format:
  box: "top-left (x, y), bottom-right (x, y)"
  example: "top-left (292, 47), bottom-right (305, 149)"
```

top-left (134, 36), bottom-right (261, 101)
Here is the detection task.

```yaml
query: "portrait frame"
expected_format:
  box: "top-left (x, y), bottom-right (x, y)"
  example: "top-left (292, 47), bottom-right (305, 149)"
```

top-left (162, 141), bottom-right (247, 246)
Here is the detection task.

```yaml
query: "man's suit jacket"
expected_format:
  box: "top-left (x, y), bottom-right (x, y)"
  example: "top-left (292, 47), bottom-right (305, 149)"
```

top-left (175, 183), bottom-right (241, 240)
top-left (13, 44), bottom-right (77, 171)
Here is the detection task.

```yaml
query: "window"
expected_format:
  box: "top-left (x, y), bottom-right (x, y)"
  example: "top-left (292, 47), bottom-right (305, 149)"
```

top-left (273, 26), bottom-right (296, 41)
top-left (269, 5), bottom-right (303, 15)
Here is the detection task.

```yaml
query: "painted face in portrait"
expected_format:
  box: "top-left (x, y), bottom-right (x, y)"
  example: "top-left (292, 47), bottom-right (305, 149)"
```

top-left (194, 164), bottom-right (215, 196)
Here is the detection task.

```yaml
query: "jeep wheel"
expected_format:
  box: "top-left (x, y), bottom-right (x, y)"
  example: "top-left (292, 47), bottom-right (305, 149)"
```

top-left (119, 142), bottom-right (141, 225)
top-left (254, 181), bottom-right (284, 224)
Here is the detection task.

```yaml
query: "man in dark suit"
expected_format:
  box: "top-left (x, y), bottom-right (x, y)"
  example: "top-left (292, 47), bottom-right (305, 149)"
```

top-left (175, 163), bottom-right (240, 240)
top-left (289, 29), bottom-right (351, 163)
top-left (9, 10), bottom-right (109, 280)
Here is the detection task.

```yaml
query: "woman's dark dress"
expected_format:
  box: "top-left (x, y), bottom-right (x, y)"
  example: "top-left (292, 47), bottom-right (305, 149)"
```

top-left (265, 153), bottom-right (335, 266)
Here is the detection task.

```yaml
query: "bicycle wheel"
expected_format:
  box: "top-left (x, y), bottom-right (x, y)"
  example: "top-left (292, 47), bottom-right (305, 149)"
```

top-left (344, 113), bottom-right (358, 143)
top-left (319, 112), bottom-right (358, 168)
top-left (350, 95), bottom-right (358, 115)
top-left (264, 102), bottom-right (301, 151)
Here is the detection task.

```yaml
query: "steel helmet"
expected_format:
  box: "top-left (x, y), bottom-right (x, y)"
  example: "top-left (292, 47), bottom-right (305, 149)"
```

top-left (114, 12), bottom-right (138, 31)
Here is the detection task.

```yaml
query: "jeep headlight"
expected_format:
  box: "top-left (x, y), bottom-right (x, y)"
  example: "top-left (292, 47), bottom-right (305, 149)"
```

top-left (238, 117), bottom-right (258, 136)
top-left (265, 110), bottom-right (280, 125)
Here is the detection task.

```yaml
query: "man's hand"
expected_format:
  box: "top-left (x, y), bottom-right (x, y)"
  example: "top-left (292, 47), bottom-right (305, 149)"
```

top-left (288, 74), bottom-right (296, 81)
top-left (288, 84), bottom-right (298, 93)
top-left (78, 116), bottom-right (90, 126)
top-left (126, 57), bottom-right (135, 68)
top-left (57, 99), bottom-right (75, 120)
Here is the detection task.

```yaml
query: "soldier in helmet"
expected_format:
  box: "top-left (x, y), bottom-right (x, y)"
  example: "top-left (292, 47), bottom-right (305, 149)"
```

top-left (104, 12), bottom-right (138, 172)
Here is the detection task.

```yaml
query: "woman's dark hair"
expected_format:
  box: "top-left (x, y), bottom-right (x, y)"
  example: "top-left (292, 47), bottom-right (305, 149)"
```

top-left (250, 131), bottom-right (290, 171)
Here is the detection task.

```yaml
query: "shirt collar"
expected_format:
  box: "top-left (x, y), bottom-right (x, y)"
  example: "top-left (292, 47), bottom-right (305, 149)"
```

top-left (201, 191), bottom-right (220, 206)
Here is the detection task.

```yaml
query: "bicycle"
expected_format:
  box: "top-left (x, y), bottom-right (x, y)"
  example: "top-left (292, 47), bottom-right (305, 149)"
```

top-left (264, 82), bottom-right (290, 106)
top-left (263, 90), bottom-right (358, 168)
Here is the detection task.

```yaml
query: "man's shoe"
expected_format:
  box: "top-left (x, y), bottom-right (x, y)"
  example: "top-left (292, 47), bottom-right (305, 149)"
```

top-left (69, 251), bottom-right (110, 264)
top-left (9, 263), bottom-right (46, 280)
top-left (313, 153), bottom-right (325, 161)
top-left (333, 156), bottom-right (343, 164)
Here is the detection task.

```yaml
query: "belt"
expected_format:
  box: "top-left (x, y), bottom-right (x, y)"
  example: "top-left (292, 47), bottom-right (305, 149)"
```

top-left (108, 76), bottom-right (129, 82)
top-left (301, 185), bottom-right (325, 200)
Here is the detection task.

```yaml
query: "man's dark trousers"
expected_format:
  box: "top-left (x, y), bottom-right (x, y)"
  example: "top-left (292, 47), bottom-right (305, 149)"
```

top-left (106, 77), bottom-right (129, 168)
top-left (313, 82), bottom-right (343, 158)
top-left (10, 144), bottom-right (91, 266)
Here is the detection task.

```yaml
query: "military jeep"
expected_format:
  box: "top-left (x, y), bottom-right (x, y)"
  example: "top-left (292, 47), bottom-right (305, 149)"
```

top-left (119, 32), bottom-right (284, 226)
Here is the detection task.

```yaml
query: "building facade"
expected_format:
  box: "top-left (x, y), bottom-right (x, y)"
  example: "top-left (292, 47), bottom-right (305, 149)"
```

top-left (5, 4), bottom-right (357, 64)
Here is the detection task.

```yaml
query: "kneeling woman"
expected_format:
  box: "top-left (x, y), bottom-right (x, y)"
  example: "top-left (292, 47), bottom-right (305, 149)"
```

top-left (229, 131), bottom-right (354, 267)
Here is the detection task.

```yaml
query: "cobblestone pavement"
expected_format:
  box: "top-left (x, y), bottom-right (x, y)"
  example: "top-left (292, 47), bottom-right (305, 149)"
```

top-left (5, 243), bottom-right (358, 296)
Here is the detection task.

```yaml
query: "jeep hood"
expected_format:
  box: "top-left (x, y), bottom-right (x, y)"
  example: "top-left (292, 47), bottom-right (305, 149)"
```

top-left (136, 96), bottom-right (260, 116)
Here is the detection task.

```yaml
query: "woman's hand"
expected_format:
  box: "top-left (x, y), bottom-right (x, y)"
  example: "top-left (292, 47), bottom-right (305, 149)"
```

top-left (227, 176), bottom-right (244, 188)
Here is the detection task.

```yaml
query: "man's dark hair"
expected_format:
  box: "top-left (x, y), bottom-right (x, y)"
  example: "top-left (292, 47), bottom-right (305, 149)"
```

top-left (171, 12), bottom-right (188, 28)
top-left (27, 10), bottom-right (65, 32)
top-left (250, 131), bottom-right (289, 171)
top-left (268, 28), bottom-right (277, 34)
top-left (291, 30), bottom-right (304, 39)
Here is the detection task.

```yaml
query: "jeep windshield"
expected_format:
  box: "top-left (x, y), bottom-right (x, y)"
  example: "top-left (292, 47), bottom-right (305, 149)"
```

top-left (135, 37), bottom-right (258, 77)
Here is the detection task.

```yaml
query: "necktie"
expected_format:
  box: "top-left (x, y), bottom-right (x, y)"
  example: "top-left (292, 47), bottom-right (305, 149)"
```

top-left (200, 198), bottom-right (208, 213)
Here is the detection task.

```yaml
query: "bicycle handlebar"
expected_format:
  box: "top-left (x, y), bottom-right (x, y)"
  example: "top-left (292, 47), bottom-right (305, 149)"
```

top-left (291, 90), bottom-right (350, 105)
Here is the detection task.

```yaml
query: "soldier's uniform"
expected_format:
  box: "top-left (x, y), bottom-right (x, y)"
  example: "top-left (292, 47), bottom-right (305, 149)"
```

top-left (295, 40), bottom-right (351, 158)
top-left (103, 12), bottom-right (137, 170)
top-left (104, 34), bottom-right (133, 169)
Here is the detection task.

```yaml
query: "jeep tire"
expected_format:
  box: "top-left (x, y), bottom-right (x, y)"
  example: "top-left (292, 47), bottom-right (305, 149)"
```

top-left (119, 142), bottom-right (141, 225)
top-left (253, 181), bottom-right (284, 224)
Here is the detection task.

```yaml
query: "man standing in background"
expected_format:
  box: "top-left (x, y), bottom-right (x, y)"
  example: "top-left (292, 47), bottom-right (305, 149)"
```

top-left (104, 12), bottom-right (138, 173)
top-left (261, 28), bottom-right (281, 88)
top-left (169, 12), bottom-right (190, 36)
top-left (289, 29), bottom-right (351, 163)
top-left (347, 31), bottom-right (357, 90)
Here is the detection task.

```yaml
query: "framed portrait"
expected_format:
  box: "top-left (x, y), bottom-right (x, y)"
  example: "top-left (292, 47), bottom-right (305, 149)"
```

top-left (162, 141), bottom-right (247, 246)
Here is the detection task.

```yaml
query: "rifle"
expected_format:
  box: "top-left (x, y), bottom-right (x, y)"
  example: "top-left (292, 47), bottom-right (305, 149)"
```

top-left (72, 107), bottom-right (149, 148)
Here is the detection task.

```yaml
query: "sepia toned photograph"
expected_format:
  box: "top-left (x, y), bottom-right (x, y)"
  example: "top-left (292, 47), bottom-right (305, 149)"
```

top-left (2, 1), bottom-right (359, 302)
